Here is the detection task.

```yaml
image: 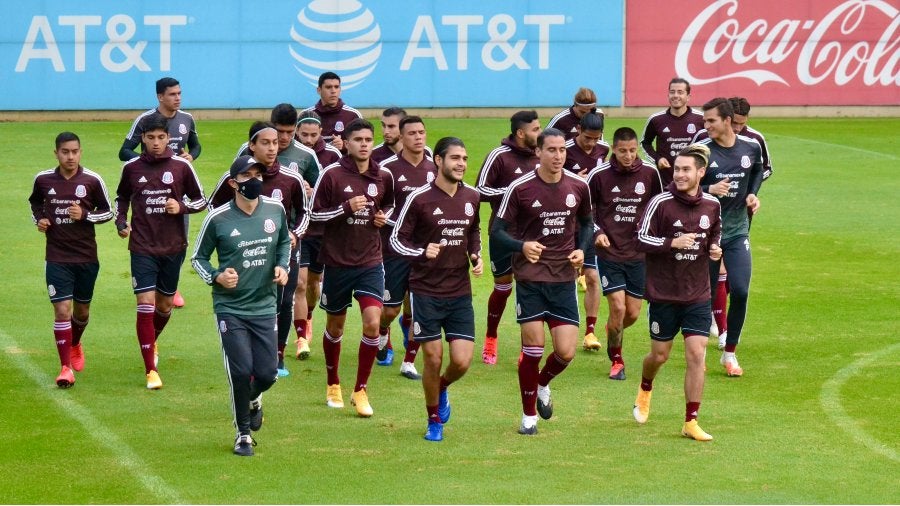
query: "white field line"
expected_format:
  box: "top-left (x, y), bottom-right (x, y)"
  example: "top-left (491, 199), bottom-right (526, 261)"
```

top-left (767, 133), bottom-right (900, 161)
top-left (0, 328), bottom-right (187, 504)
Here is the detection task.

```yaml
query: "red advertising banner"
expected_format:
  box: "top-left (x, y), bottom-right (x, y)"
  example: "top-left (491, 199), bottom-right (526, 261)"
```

top-left (625, 0), bottom-right (899, 105)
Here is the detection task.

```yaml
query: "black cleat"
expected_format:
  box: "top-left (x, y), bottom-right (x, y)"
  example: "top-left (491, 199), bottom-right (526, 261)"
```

top-left (233, 434), bottom-right (256, 456)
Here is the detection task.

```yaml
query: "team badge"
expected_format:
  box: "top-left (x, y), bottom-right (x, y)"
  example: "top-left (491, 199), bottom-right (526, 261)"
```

top-left (383, 289), bottom-right (392, 301)
top-left (219, 320), bottom-right (227, 333)
top-left (367, 183), bottom-right (377, 197)
top-left (289, 162), bottom-right (298, 171)
top-left (565, 194), bottom-right (576, 208)
top-left (464, 202), bottom-right (474, 216)
top-left (516, 303), bottom-right (521, 316)
top-left (335, 121), bottom-right (345, 132)
top-left (651, 321), bottom-right (660, 335)
top-left (162, 171), bottom-right (174, 184)
top-left (741, 155), bottom-right (751, 168)
top-left (132, 277), bottom-right (138, 288)
top-left (687, 124), bottom-right (697, 134)
top-left (414, 322), bottom-right (421, 335)
top-left (601, 276), bottom-right (608, 288)
top-left (75, 185), bottom-right (87, 198)
top-left (542, 228), bottom-right (550, 236)
top-left (321, 293), bottom-right (328, 305)
top-left (426, 172), bottom-right (435, 183)
top-left (179, 123), bottom-right (188, 135)
top-left (635, 182), bottom-right (646, 195)
top-left (264, 218), bottom-right (276, 233)
top-left (47, 284), bottom-right (56, 297)
top-left (699, 215), bottom-right (710, 229)
top-left (271, 189), bottom-right (283, 201)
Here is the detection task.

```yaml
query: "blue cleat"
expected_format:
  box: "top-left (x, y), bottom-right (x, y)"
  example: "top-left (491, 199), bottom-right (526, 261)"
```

top-left (438, 388), bottom-right (451, 423)
top-left (424, 420), bottom-right (443, 442)
top-left (277, 357), bottom-right (290, 377)
top-left (376, 348), bottom-right (394, 366)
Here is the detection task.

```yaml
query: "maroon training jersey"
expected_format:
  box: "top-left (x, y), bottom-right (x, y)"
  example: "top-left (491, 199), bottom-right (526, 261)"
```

top-left (641, 108), bottom-right (705, 185)
top-left (636, 185), bottom-right (722, 304)
top-left (586, 158), bottom-right (663, 262)
top-left (310, 138), bottom-right (342, 169)
top-left (475, 137), bottom-right (540, 229)
top-left (496, 170), bottom-right (592, 282)
top-left (564, 137), bottom-right (609, 175)
top-left (115, 149), bottom-right (206, 255)
top-left (380, 152), bottom-right (437, 257)
top-left (390, 182), bottom-right (482, 298)
top-left (310, 157), bottom-right (395, 268)
top-left (302, 99), bottom-right (362, 145)
top-left (547, 106), bottom-right (606, 140)
top-left (29, 166), bottom-right (114, 263)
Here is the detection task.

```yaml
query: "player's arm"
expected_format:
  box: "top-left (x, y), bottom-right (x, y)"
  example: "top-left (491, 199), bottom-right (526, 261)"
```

top-left (274, 205), bottom-right (292, 273)
top-left (475, 154), bottom-right (506, 204)
top-left (636, 197), bottom-right (673, 253)
top-left (190, 213), bottom-right (221, 285)
top-left (207, 172), bottom-right (233, 211)
top-left (747, 143), bottom-right (765, 197)
top-left (290, 177), bottom-right (309, 238)
top-left (310, 173), bottom-right (355, 222)
top-left (389, 194), bottom-right (426, 258)
top-left (186, 124), bottom-right (201, 160)
top-left (757, 134), bottom-right (774, 181)
top-left (179, 161), bottom-right (208, 214)
top-left (380, 170), bottom-right (396, 225)
top-left (114, 167), bottom-right (132, 233)
top-left (28, 179), bottom-right (47, 224)
top-left (299, 147), bottom-right (320, 189)
top-left (467, 203), bottom-right (482, 264)
top-left (118, 138), bottom-right (140, 162)
top-left (640, 118), bottom-right (661, 164)
top-left (86, 176), bottom-right (115, 224)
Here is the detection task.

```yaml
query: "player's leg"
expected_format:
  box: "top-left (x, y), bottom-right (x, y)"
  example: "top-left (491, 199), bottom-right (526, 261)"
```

top-left (320, 265), bottom-right (353, 408)
top-left (47, 262), bottom-right (76, 386)
top-left (682, 302), bottom-right (713, 441)
top-left (247, 314), bottom-right (279, 436)
top-left (484, 238), bottom-right (514, 364)
top-left (410, 292), bottom-right (447, 439)
top-left (152, 252), bottom-right (184, 347)
top-left (712, 263), bottom-right (729, 347)
top-left (720, 236), bottom-right (751, 376)
top-left (515, 281), bottom-right (548, 434)
top-left (535, 281), bottom-right (580, 421)
top-left (293, 265), bottom-right (311, 359)
top-left (216, 313), bottom-right (255, 455)
top-left (131, 254), bottom-right (162, 387)
top-left (350, 264), bottom-right (385, 417)
top-left (275, 255), bottom-right (299, 376)
top-left (582, 253), bottom-right (602, 351)
top-left (633, 302), bottom-right (677, 424)
top-left (436, 294), bottom-right (476, 431)
top-left (68, 262), bottom-right (99, 373)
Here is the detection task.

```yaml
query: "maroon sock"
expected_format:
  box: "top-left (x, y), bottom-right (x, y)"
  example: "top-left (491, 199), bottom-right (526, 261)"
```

top-left (403, 339), bottom-right (420, 363)
top-left (323, 330), bottom-right (342, 385)
top-left (519, 346), bottom-right (543, 416)
top-left (153, 308), bottom-right (171, 340)
top-left (538, 352), bottom-right (571, 386)
top-left (608, 346), bottom-right (623, 365)
top-left (137, 304), bottom-right (157, 373)
top-left (439, 375), bottom-right (451, 391)
top-left (306, 310), bottom-right (314, 320)
top-left (355, 334), bottom-right (379, 391)
top-left (294, 319), bottom-right (306, 339)
top-left (486, 283), bottom-right (512, 338)
top-left (640, 376), bottom-right (653, 392)
top-left (53, 319), bottom-right (73, 367)
top-left (70, 317), bottom-right (88, 346)
top-left (714, 277), bottom-right (728, 332)
top-left (686, 401), bottom-right (701, 422)
top-left (586, 316), bottom-right (597, 335)
top-left (724, 343), bottom-right (737, 353)
top-left (427, 404), bottom-right (441, 424)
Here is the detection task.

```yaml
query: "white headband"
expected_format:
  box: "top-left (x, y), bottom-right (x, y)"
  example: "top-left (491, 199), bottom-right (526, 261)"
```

top-left (250, 126), bottom-right (277, 141)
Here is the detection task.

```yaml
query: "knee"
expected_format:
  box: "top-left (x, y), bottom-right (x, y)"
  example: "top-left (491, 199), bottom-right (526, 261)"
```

top-left (624, 308), bottom-right (640, 326)
top-left (649, 349), bottom-right (670, 365)
top-left (423, 349), bottom-right (442, 369)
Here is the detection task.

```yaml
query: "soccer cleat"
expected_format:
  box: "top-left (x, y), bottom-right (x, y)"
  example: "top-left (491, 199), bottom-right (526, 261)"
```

top-left (173, 290), bottom-right (185, 308)
top-left (424, 420), bottom-right (444, 442)
top-left (70, 343), bottom-right (85, 372)
top-left (376, 333), bottom-right (389, 362)
top-left (295, 337), bottom-right (310, 361)
top-left (633, 388), bottom-right (652, 424)
top-left (400, 361), bottom-right (421, 380)
top-left (582, 332), bottom-right (602, 351)
top-left (351, 389), bottom-right (374, 417)
top-left (681, 420), bottom-right (713, 441)
top-left (577, 274), bottom-right (587, 291)
top-left (482, 336), bottom-right (498, 365)
top-left (718, 331), bottom-right (728, 350)
top-left (536, 384), bottom-right (553, 420)
top-left (146, 370), bottom-right (163, 390)
top-left (277, 357), bottom-right (290, 377)
top-left (609, 362), bottom-right (626, 380)
top-left (438, 389), bottom-right (451, 423)
top-left (376, 348), bottom-right (394, 366)
top-left (153, 342), bottom-right (159, 368)
top-left (56, 365), bottom-right (75, 388)
top-left (326, 384), bottom-right (344, 408)
top-left (249, 396), bottom-right (263, 431)
top-left (518, 414), bottom-right (538, 435)
top-left (233, 433), bottom-right (255, 456)
top-left (720, 352), bottom-right (743, 377)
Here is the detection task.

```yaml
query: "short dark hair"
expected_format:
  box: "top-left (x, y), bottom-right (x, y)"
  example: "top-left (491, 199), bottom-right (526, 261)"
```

top-left (678, 143), bottom-right (710, 169)
top-left (382, 107), bottom-right (407, 118)
top-left (702, 97), bottom-right (734, 121)
top-left (140, 112), bottom-right (169, 134)
top-left (343, 118), bottom-right (375, 139)
top-left (612, 127), bottom-right (638, 145)
top-left (399, 115), bottom-right (425, 132)
top-left (537, 127), bottom-right (565, 148)
top-left (248, 121), bottom-right (276, 143)
top-left (729, 96), bottom-right (751, 116)
top-left (318, 72), bottom-right (341, 87)
top-left (156, 77), bottom-right (179, 95)
top-left (55, 131), bottom-right (80, 149)
top-left (669, 77), bottom-right (691, 95)
top-left (579, 112), bottom-right (604, 133)
top-left (510, 110), bottom-right (539, 136)
top-left (433, 137), bottom-right (466, 159)
top-left (270, 103), bottom-right (298, 126)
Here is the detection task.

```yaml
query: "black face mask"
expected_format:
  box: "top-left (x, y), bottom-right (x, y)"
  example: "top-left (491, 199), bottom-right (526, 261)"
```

top-left (236, 177), bottom-right (263, 200)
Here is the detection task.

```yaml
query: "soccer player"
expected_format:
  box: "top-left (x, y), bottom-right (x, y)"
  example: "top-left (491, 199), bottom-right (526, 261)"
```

top-left (115, 113), bottom-right (207, 389)
top-left (475, 110), bottom-right (541, 365)
top-left (376, 115), bottom-right (437, 377)
top-left (29, 132), bottom-right (113, 388)
top-left (547, 87), bottom-right (605, 140)
top-left (491, 128), bottom-right (593, 435)
top-left (390, 136), bottom-right (482, 442)
top-left (236, 103), bottom-right (320, 190)
top-left (371, 107), bottom-right (406, 165)
top-left (586, 127), bottom-right (663, 379)
top-left (640, 77), bottom-right (704, 186)
top-left (633, 143), bottom-right (722, 441)
top-left (192, 155), bottom-right (291, 457)
top-left (302, 71), bottom-right (363, 152)
top-left (697, 98), bottom-right (763, 377)
top-left (309, 119), bottom-right (394, 417)
top-left (209, 122), bottom-right (309, 377)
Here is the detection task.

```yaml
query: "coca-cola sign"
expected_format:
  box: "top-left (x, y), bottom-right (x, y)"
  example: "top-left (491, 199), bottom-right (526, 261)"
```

top-left (625, 0), bottom-right (899, 105)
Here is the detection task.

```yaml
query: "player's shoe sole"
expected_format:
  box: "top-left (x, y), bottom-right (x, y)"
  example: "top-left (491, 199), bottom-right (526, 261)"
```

top-left (296, 337), bottom-right (310, 360)
top-left (582, 332), bottom-right (602, 351)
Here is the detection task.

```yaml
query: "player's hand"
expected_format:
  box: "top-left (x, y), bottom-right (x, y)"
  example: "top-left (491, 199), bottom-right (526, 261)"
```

top-left (67, 204), bottom-right (83, 221)
top-left (36, 218), bottom-right (51, 232)
top-left (709, 178), bottom-right (730, 197)
top-left (179, 149), bottom-right (194, 162)
top-left (657, 158), bottom-right (671, 170)
top-left (273, 266), bottom-right (288, 286)
top-left (373, 209), bottom-right (386, 228)
top-left (746, 194), bottom-right (760, 214)
top-left (471, 254), bottom-right (483, 277)
top-left (216, 267), bottom-right (239, 289)
top-left (331, 136), bottom-right (344, 151)
top-left (118, 224), bottom-right (131, 238)
top-left (671, 233), bottom-right (696, 249)
top-left (709, 243), bottom-right (722, 261)
top-left (303, 180), bottom-right (313, 197)
top-left (568, 249), bottom-right (584, 269)
top-left (425, 242), bottom-right (442, 259)
top-left (595, 233), bottom-right (610, 249)
top-left (348, 196), bottom-right (367, 212)
top-left (165, 198), bottom-right (181, 214)
top-left (577, 167), bottom-right (589, 179)
top-left (522, 241), bottom-right (545, 263)
top-left (289, 231), bottom-right (297, 249)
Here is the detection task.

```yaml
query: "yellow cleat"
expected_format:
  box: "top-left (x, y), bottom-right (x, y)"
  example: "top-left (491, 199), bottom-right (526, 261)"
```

top-left (582, 332), bottom-right (602, 351)
top-left (146, 370), bottom-right (163, 390)
top-left (632, 388), bottom-right (652, 424)
top-left (296, 337), bottom-right (311, 360)
top-left (350, 389), bottom-right (374, 417)
top-left (326, 384), bottom-right (344, 408)
top-left (681, 419), bottom-right (713, 441)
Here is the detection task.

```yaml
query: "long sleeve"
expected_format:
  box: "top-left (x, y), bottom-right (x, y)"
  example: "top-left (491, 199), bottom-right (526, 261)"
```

top-left (207, 172), bottom-right (233, 210)
top-left (640, 118), bottom-right (662, 163)
top-left (178, 160), bottom-right (207, 214)
top-left (191, 212), bottom-right (220, 285)
top-left (636, 197), bottom-right (672, 253)
top-left (467, 205), bottom-right (482, 259)
top-left (28, 180), bottom-right (45, 224)
top-left (747, 143), bottom-right (764, 196)
top-left (389, 194), bottom-right (425, 258)
top-left (275, 207), bottom-right (291, 271)
top-left (118, 139), bottom-right (140, 162)
top-left (310, 172), bottom-right (351, 222)
top-left (187, 130), bottom-right (201, 160)
top-left (114, 168), bottom-right (131, 230)
top-left (86, 175), bottom-right (114, 224)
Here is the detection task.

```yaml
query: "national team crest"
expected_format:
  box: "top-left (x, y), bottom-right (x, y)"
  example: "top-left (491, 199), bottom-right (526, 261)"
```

top-left (383, 289), bottom-right (392, 301)
top-left (289, 162), bottom-right (298, 171)
top-left (565, 194), bottom-right (576, 208)
top-left (179, 123), bottom-right (188, 135)
top-left (414, 322), bottom-right (421, 335)
top-left (741, 155), bottom-right (751, 168)
top-left (699, 215), bottom-right (710, 229)
top-left (75, 185), bottom-right (87, 198)
top-left (264, 218), bottom-right (276, 233)
top-left (651, 321), bottom-right (660, 334)
top-left (687, 124), bottom-right (697, 134)
top-left (635, 182), bottom-right (646, 195)
top-left (162, 171), bottom-right (174, 184)
top-left (464, 202), bottom-right (474, 216)
top-left (601, 276), bottom-right (608, 288)
top-left (219, 320), bottom-right (227, 333)
top-left (426, 172), bottom-right (435, 183)
top-left (47, 284), bottom-right (56, 297)
top-left (271, 189), bottom-right (283, 201)
top-left (335, 121), bottom-right (345, 132)
top-left (367, 183), bottom-right (377, 197)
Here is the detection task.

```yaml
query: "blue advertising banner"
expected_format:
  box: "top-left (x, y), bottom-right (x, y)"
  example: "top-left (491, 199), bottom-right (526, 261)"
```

top-left (0, 0), bottom-right (624, 110)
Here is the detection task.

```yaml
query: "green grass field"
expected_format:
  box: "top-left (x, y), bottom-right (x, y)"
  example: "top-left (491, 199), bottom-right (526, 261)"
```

top-left (0, 116), bottom-right (898, 504)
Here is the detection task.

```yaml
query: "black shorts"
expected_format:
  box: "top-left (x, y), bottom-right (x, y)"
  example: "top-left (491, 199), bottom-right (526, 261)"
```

top-left (582, 242), bottom-right (598, 270)
top-left (299, 236), bottom-right (324, 274)
top-left (319, 264), bottom-right (384, 314)
top-left (515, 280), bottom-right (580, 325)
top-left (45, 261), bottom-right (100, 303)
top-left (410, 292), bottom-right (475, 342)
top-left (647, 300), bottom-right (711, 341)
top-left (488, 236), bottom-right (512, 277)
top-left (382, 256), bottom-right (410, 308)
top-left (130, 252), bottom-right (186, 295)
top-left (597, 258), bottom-right (646, 297)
